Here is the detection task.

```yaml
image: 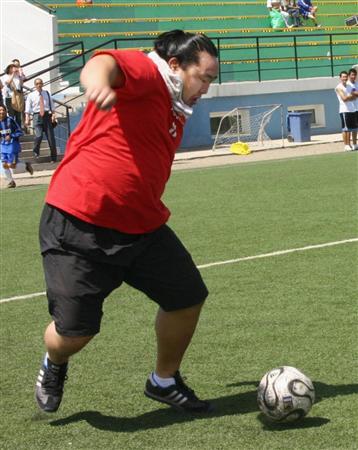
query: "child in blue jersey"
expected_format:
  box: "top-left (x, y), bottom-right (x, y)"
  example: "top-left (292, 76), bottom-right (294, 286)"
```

top-left (0, 105), bottom-right (33, 188)
top-left (297, 0), bottom-right (320, 26)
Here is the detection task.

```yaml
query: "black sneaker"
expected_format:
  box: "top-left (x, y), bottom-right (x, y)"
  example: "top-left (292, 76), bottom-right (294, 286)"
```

top-left (35, 355), bottom-right (68, 413)
top-left (25, 162), bottom-right (34, 175)
top-left (144, 371), bottom-right (212, 413)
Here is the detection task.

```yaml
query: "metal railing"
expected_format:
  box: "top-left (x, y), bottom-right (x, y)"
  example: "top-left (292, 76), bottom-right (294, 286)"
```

top-left (1, 41), bottom-right (86, 140)
top-left (49, 32), bottom-right (356, 84)
top-left (5, 31), bottom-right (356, 144)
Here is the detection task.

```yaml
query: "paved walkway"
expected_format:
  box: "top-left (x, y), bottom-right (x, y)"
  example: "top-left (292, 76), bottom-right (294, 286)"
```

top-left (0, 133), bottom-right (347, 189)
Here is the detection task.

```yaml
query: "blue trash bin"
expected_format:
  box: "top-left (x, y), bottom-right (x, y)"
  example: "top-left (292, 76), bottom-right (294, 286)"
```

top-left (287, 112), bottom-right (311, 142)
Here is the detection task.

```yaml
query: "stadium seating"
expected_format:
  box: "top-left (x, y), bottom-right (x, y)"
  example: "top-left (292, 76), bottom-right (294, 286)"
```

top-left (39, 0), bottom-right (357, 82)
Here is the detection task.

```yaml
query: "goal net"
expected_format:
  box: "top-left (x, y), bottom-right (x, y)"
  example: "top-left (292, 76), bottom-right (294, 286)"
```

top-left (212, 104), bottom-right (284, 151)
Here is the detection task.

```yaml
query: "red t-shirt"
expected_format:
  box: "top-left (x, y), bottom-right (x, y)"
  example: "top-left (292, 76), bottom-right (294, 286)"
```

top-left (46, 50), bottom-right (185, 233)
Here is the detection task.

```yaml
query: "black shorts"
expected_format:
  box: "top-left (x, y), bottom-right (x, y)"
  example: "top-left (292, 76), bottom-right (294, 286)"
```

top-left (40, 204), bottom-right (208, 337)
top-left (340, 112), bottom-right (357, 131)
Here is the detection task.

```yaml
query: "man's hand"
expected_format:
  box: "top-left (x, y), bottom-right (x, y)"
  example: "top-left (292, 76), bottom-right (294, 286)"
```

top-left (80, 54), bottom-right (124, 111)
top-left (85, 85), bottom-right (118, 111)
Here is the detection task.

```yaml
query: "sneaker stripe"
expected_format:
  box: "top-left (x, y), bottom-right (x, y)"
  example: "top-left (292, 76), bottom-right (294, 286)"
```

top-left (172, 393), bottom-right (183, 402)
top-left (166, 390), bottom-right (178, 399)
top-left (177, 397), bottom-right (188, 405)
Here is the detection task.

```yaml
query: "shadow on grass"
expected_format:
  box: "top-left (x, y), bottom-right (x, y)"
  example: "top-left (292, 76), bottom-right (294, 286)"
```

top-left (258, 414), bottom-right (330, 430)
top-left (49, 380), bottom-right (357, 432)
top-left (49, 387), bottom-right (257, 432)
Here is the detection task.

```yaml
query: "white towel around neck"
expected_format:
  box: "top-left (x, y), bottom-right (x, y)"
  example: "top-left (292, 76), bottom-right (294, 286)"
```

top-left (147, 51), bottom-right (193, 118)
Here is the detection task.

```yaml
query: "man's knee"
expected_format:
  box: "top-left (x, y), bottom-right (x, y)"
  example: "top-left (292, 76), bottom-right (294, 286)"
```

top-left (45, 321), bottom-right (94, 354)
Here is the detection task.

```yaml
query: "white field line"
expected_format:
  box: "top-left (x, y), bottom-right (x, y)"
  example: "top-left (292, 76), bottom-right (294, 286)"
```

top-left (197, 238), bottom-right (358, 268)
top-left (1, 238), bottom-right (357, 305)
top-left (0, 291), bottom-right (46, 304)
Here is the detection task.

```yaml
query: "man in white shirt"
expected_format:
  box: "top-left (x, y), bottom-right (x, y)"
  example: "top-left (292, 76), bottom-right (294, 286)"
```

top-left (347, 68), bottom-right (358, 150)
top-left (25, 78), bottom-right (57, 162)
top-left (335, 71), bottom-right (357, 151)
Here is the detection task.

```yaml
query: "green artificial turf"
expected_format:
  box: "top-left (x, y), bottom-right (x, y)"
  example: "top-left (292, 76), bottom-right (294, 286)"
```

top-left (1, 152), bottom-right (357, 449)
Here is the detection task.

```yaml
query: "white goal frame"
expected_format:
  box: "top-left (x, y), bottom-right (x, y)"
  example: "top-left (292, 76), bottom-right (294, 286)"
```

top-left (212, 104), bottom-right (284, 151)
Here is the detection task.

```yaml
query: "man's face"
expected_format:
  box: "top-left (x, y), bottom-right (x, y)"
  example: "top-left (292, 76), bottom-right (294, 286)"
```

top-left (35, 79), bottom-right (43, 92)
top-left (348, 71), bottom-right (357, 84)
top-left (170, 51), bottom-right (219, 106)
top-left (340, 73), bottom-right (348, 86)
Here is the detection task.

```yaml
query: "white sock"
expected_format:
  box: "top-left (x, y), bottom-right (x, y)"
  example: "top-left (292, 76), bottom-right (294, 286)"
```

top-left (3, 168), bottom-right (13, 182)
top-left (151, 372), bottom-right (175, 388)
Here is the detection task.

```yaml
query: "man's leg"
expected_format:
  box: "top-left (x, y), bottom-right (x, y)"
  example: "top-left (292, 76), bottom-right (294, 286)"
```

top-left (33, 116), bottom-right (43, 157)
top-left (145, 302), bottom-right (211, 412)
top-left (44, 321), bottom-right (94, 365)
top-left (343, 131), bottom-right (351, 146)
top-left (43, 116), bottom-right (57, 162)
top-left (136, 226), bottom-right (211, 412)
top-left (155, 302), bottom-right (203, 378)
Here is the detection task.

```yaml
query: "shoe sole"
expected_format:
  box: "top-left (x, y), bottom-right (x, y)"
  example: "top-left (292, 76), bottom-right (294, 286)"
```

top-left (144, 389), bottom-right (213, 413)
top-left (34, 390), bottom-right (60, 413)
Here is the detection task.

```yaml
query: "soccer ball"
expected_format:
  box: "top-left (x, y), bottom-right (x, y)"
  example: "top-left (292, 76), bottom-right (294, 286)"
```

top-left (257, 366), bottom-right (315, 422)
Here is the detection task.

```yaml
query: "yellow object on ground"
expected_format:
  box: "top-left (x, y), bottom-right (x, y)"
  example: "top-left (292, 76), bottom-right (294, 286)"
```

top-left (230, 142), bottom-right (251, 155)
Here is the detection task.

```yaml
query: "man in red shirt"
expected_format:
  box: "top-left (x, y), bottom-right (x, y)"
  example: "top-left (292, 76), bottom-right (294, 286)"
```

top-left (35, 30), bottom-right (219, 414)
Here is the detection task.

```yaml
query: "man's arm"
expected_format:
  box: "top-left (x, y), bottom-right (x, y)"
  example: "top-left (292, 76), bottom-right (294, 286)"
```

top-left (80, 54), bottom-right (125, 110)
top-left (335, 87), bottom-right (354, 102)
top-left (24, 94), bottom-right (32, 126)
top-left (4, 72), bottom-right (15, 86)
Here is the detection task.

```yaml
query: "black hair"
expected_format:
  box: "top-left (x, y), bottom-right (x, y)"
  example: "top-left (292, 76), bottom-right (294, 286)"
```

top-left (339, 71), bottom-right (348, 77)
top-left (154, 30), bottom-right (218, 68)
top-left (348, 68), bottom-right (357, 76)
top-left (4, 64), bottom-right (16, 75)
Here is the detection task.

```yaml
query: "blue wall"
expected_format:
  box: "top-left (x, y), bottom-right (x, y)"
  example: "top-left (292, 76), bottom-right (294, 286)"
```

top-left (181, 88), bottom-right (339, 148)
top-left (66, 82), bottom-right (341, 150)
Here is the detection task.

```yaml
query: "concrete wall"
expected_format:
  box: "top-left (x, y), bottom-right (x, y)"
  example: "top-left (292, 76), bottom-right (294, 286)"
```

top-left (1, 0), bottom-right (58, 88)
top-left (181, 77), bottom-right (341, 148)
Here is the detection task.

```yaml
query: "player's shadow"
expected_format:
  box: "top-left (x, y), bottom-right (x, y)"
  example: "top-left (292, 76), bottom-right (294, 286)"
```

top-left (49, 380), bottom-right (357, 432)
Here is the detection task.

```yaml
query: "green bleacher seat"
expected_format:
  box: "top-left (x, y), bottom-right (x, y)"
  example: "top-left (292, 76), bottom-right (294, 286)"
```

top-left (34, 0), bottom-right (357, 83)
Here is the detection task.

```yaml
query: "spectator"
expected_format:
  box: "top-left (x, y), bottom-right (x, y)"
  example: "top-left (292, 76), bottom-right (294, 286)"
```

top-left (12, 59), bottom-right (26, 81)
top-left (3, 63), bottom-right (25, 127)
top-left (347, 68), bottom-right (358, 150)
top-left (0, 105), bottom-right (33, 188)
top-left (281, 0), bottom-right (302, 27)
top-left (335, 71), bottom-right (357, 151)
top-left (267, 0), bottom-right (297, 29)
top-left (297, 0), bottom-right (320, 27)
top-left (267, 0), bottom-right (287, 29)
top-left (25, 78), bottom-right (57, 163)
